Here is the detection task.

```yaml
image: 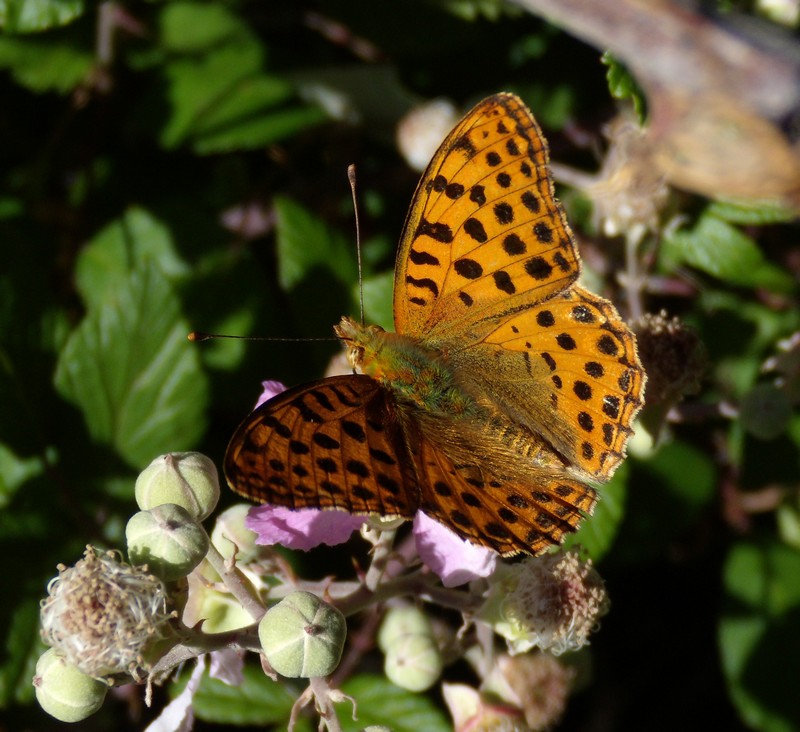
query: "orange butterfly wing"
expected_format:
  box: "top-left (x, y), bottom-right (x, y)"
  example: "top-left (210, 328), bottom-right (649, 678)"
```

top-left (225, 376), bottom-right (418, 518)
top-left (394, 93), bottom-right (580, 341)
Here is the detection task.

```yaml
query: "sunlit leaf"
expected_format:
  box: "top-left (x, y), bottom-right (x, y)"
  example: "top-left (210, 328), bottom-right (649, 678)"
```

top-left (339, 674), bottom-right (450, 732)
top-left (54, 265), bottom-right (209, 468)
top-left (0, 0), bottom-right (84, 32)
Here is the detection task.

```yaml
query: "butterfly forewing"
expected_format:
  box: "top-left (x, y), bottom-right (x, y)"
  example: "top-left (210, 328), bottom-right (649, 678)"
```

top-left (394, 93), bottom-right (581, 340)
top-left (225, 375), bottom-right (419, 519)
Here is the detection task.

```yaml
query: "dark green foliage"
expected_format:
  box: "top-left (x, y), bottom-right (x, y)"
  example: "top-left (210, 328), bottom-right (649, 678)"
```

top-left (1, 1), bottom-right (798, 730)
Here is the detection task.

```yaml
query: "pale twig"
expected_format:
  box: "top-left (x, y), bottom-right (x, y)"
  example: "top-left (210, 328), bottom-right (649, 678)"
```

top-left (204, 542), bottom-right (266, 622)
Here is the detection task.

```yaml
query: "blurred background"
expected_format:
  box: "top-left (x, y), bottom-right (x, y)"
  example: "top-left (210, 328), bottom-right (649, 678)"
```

top-left (1, 0), bottom-right (800, 730)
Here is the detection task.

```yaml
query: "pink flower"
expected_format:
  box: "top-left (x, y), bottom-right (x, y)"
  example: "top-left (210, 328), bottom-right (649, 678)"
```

top-left (413, 511), bottom-right (496, 587)
top-left (254, 380), bottom-right (287, 409)
top-left (246, 505), bottom-right (496, 587)
top-left (246, 505), bottom-right (365, 552)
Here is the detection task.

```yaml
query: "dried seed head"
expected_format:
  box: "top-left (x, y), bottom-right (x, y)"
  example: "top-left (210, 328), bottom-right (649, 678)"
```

top-left (481, 550), bottom-right (609, 656)
top-left (40, 546), bottom-right (177, 682)
top-left (633, 310), bottom-right (706, 406)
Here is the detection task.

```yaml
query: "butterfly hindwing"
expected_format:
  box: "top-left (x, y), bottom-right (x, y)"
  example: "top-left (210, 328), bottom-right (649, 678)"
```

top-left (456, 285), bottom-right (646, 481)
top-left (413, 437), bottom-right (597, 556)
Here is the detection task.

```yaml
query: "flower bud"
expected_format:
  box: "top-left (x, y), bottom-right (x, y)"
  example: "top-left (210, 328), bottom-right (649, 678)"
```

top-left (33, 648), bottom-right (108, 722)
top-left (126, 504), bottom-right (209, 581)
top-left (210, 503), bottom-right (258, 562)
top-left (183, 564), bottom-right (256, 633)
top-left (442, 683), bottom-right (528, 732)
top-left (258, 591), bottom-right (346, 678)
top-left (483, 653), bottom-right (574, 730)
top-left (396, 98), bottom-right (459, 172)
top-left (383, 633), bottom-right (442, 692)
top-left (362, 727), bottom-right (393, 732)
top-left (377, 605), bottom-right (433, 652)
top-left (135, 452), bottom-right (219, 520)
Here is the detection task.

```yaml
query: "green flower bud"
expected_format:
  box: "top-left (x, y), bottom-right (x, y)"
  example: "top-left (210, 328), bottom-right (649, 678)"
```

top-left (377, 605), bottom-right (433, 652)
top-left (135, 452), bottom-right (220, 520)
top-left (383, 633), bottom-right (442, 692)
top-left (258, 591), bottom-right (346, 678)
top-left (210, 503), bottom-right (258, 562)
top-left (34, 648), bottom-right (108, 723)
top-left (126, 504), bottom-right (209, 581)
top-left (183, 567), bottom-right (255, 633)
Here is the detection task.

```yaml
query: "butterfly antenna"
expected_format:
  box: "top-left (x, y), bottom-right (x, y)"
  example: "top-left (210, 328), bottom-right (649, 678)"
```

top-left (348, 164), bottom-right (366, 327)
top-left (188, 332), bottom-right (336, 342)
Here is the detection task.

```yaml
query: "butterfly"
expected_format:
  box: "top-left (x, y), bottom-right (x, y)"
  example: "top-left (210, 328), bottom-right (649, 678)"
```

top-left (225, 93), bottom-right (645, 556)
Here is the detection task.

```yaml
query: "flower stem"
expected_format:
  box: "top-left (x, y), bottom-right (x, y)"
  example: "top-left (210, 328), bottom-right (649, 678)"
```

top-left (204, 541), bottom-right (266, 621)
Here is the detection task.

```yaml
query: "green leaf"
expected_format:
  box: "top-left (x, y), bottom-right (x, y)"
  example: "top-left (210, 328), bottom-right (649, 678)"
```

top-left (643, 439), bottom-right (716, 511)
top-left (361, 269), bottom-right (394, 331)
top-left (154, 2), bottom-right (327, 152)
top-left (0, 197), bottom-right (23, 219)
top-left (274, 197), bottom-right (358, 292)
top-left (720, 540), bottom-right (800, 732)
top-left (0, 600), bottom-right (44, 706)
top-left (0, 442), bottom-right (47, 509)
top-left (0, 34), bottom-right (92, 93)
top-left (75, 207), bottom-right (190, 309)
top-left (565, 461), bottom-right (627, 561)
top-left (54, 264), bottom-right (209, 468)
top-left (339, 674), bottom-right (450, 732)
top-left (0, 0), bottom-right (84, 32)
top-left (186, 663), bottom-right (306, 727)
top-left (706, 199), bottom-right (798, 225)
top-left (191, 89), bottom-right (327, 155)
top-left (601, 51), bottom-right (646, 122)
top-left (159, 43), bottom-right (266, 149)
top-left (517, 82), bottom-right (575, 130)
top-left (437, 0), bottom-right (522, 21)
top-left (662, 213), bottom-right (793, 291)
top-left (612, 440), bottom-right (715, 563)
top-left (159, 1), bottom-right (249, 53)
top-left (739, 382), bottom-right (793, 440)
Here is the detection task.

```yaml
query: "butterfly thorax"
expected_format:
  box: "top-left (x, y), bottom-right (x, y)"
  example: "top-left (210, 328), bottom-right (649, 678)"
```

top-left (335, 316), bottom-right (479, 418)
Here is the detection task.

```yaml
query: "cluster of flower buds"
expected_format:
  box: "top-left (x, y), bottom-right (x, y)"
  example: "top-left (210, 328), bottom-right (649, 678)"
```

top-left (34, 448), bottom-right (612, 731)
top-left (34, 452), bottom-right (221, 722)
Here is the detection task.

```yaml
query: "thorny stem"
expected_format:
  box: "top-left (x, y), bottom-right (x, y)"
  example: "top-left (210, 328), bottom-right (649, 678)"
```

top-left (289, 677), bottom-right (354, 732)
top-left (363, 526), bottom-right (397, 591)
top-left (336, 569), bottom-right (480, 616)
top-left (624, 224), bottom-right (646, 321)
top-left (204, 541), bottom-right (266, 622)
top-left (148, 627), bottom-right (261, 678)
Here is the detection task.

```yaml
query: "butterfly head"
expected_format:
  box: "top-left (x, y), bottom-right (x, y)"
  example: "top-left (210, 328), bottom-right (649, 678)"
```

top-left (334, 316), bottom-right (388, 376)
